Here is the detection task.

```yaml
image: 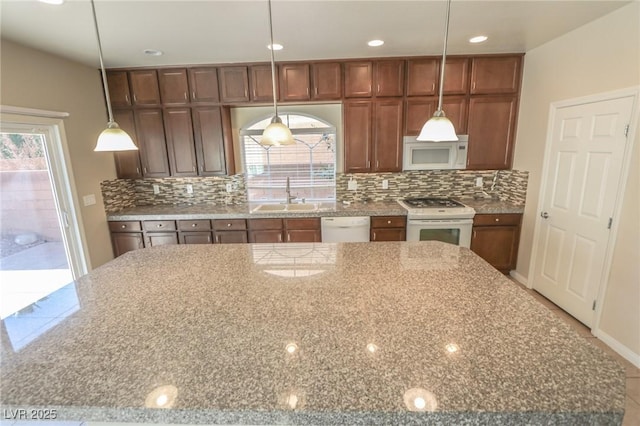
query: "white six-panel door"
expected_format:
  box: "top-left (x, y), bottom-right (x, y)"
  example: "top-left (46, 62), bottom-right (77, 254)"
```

top-left (532, 94), bottom-right (634, 327)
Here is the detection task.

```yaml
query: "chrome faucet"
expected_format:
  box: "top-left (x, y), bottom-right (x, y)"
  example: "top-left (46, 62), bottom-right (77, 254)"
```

top-left (285, 177), bottom-right (297, 204)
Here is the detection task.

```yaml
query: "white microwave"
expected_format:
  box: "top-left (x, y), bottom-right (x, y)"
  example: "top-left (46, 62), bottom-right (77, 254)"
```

top-left (402, 135), bottom-right (468, 170)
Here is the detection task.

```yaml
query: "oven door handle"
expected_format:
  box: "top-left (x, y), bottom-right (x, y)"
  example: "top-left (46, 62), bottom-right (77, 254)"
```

top-left (407, 218), bottom-right (474, 226)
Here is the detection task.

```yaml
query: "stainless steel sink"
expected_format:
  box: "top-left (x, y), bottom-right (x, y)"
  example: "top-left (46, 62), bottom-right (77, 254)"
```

top-left (251, 203), bottom-right (318, 213)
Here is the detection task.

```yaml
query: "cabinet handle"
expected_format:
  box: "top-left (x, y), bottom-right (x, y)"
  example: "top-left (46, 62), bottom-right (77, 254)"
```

top-left (387, 220), bottom-right (391, 224)
top-left (215, 235), bottom-right (220, 243)
top-left (125, 94), bottom-right (130, 103)
top-left (192, 91), bottom-right (196, 100)
top-left (136, 167), bottom-right (140, 174)
top-left (199, 165), bottom-right (203, 173)
top-left (495, 218), bottom-right (500, 222)
top-left (157, 224), bottom-right (163, 228)
top-left (192, 166), bottom-right (196, 172)
top-left (367, 160), bottom-right (371, 169)
top-left (472, 81), bottom-right (476, 91)
top-left (207, 236), bottom-right (211, 243)
top-left (473, 230), bottom-right (477, 239)
top-left (287, 233), bottom-right (291, 242)
top-left (133, 94), bottom-right (137, 103)
top-left (143, 167), bottom-right (147, 174)
top-left (227, 223), bottom-right (232, 227)
top-left (184, 92), bottom-right (188, 100)
top-left (377, 83), bottom-right (381, 93)
top-left (121, 224), bottom-right (127, 229)
top-left (191, 223), bottom-right (197, 227)
top-left (278, 234), bottom-right (282, 242)
top-left (376, 160), bottom-right (379, 169)
top-left (314, 86), bottom-right (318, 96)
top-left (431, 83), bottom-right (435, 92)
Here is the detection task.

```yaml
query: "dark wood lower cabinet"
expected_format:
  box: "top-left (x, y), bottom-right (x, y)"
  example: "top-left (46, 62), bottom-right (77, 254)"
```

top-left (111, 233), bottom-right (144, 257)
top-left (179, 232), bottom-right (212, 244)
top-left (370, 216), bottom-right (406, 241)
top-left (470, 213), bottom-right (522, 273)
top-left (145, 232), bottom-right (179, 247)
top-left (213, 219), bottom-right (248, 244)
top-left (214, 231), bottom-right (248, 244)
top-left (284, 218), bottom-right (321, 242)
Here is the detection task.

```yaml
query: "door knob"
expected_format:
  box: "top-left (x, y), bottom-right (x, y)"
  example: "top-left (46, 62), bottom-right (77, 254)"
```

top-left (540, 212), bottom-right (549, 219)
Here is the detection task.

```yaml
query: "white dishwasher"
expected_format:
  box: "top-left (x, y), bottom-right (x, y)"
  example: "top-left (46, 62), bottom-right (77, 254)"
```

top-left (321, 216), bottom-right (370, 242)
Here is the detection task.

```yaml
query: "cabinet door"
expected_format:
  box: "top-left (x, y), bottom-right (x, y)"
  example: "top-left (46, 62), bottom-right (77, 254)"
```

top-left (471, 226), bottom-right (520, 272)
top-left (441, 96), bottom-right (469, 135)
top-left (129, 70), bottom-right (161, 105)
top-left (111, 233), bottom-right (144, 257)
top-left (250, 64), bottom-right (276, 102)
top-left (192, 106), bottom-right (226, 176)
top-left (145, 232), bottom-right (179, 247)
top-left (106, 71), bottom-right (131, 107)
top-left (405, 98), bottom-right (437, 136)
top-left (158, 68), bottom-right (189, 105)
top-left (286, 229), bottom-right (321, 243)
top-left (219, 66), bottom-right (250, 103)
top-left (188, 67), bottom-right (219, 103)
top-left (113, 110), bottom-right (142, 179)
top-left (248, 230), bottom-right (283, 243)
top-left (370, 228), bottom-right (406, 242)
top-left (471, 56), bottom-right (522, 94)
top-left (179, 232), bottom-right (212, 244)
top-left (279, 63), bottom-right (310, 101)
top-left (135, 109), bottom-right (170, 177)
top-left (406, 59), bottom-right (439, 97)
top-left (214, 231), bottom-right (248, 244)
top-left (443, 57), bottom-right (470, 94)
top-left (373, 99), bottom-right (403, 172)
top-left (467, 95), bottom-right (517, 169)
top-left (343, 101), bottom-right (373, 172)
top-left (163, 108), bottom-right (197, 177)
top-left (375, 60), bottom-right (404, 97)
top-left (344, 62), bottom-right (373, 98)
top-left (311, 62), bottom-right (342, 100)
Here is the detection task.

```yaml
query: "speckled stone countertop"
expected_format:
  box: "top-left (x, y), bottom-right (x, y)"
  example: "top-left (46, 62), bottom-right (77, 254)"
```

top-left (107, 199), bottom-right (523, 221)
top-left (0, 242), bottom-right (624, 424)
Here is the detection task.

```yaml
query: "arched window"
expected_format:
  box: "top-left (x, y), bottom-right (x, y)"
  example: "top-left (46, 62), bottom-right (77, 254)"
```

top-left (240, 113), bottom-right (336, 202)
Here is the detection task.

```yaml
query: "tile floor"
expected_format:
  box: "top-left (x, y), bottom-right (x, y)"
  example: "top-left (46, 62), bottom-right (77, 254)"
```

top-left (510, 279), bottom-right (640, 426)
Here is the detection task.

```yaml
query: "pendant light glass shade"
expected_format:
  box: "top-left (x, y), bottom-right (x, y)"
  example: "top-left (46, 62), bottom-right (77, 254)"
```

top-left (90, 0), bottom-right (137, 152)
top-left (418, 0), bottom-right (458, 142)
top-left (95, 121), bottom-right (138, 151)
top-left (262, 116), bottom-right (295, 146)
top-left (417, 111), bottom-right (458, 142)
top-left (260, 0), bottom-right (294, 147)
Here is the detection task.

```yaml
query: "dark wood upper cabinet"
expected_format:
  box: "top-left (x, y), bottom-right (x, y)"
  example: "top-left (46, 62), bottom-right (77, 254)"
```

top-left (344, 62), bottom-right (373, 98)
top-left (188, 67), bottom-right (219, 103)
top-left (163, 108), bottom-right (197, 177)
top-left (441, 96), bottom-right (469, 135)
top-left (375, 60), bottom-right (404, 97)
top-left (106, 71), bottom-right (131, 108)
top-left (467, 95), bottom-right (518, 169)
top-left (373, 99), bottom-right (403, 172)
top-left (250, 64), bottom-right (276, 102)
top-left (134, 109), bottom-right (170, 178)
top-left (112, 109), bottom-right (142, 179)
top-left (470, 56), bottom-right (522, 94)
top-left (279, 63), bottom-right (310, 101)
top-left (404, 98), bottom-right (437, 136)
top-left (219, 66), bottom-right (250, 103)
top-left (442, 57), bottom-right (470, 94)
top-left (192, 106), bottom-right (227, 176)
top-left (158, 69), bottom-right (189, 105)
top-left (311, 62), bottom-right (342, 100)
top-left (406, 59), bottom-right (439, 97)
top-left (129, 70), bottom-right (161, 106)
top-left (343, 101), bottom-right (373, 172)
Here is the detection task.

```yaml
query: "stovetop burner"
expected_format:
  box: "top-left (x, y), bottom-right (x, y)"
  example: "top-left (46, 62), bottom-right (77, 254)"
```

top-left (402, 197), bottom-right (465, 208)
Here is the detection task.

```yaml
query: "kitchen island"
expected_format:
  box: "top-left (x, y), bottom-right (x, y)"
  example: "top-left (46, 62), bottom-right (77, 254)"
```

top-left (0, 242), bottom-right (625, 425)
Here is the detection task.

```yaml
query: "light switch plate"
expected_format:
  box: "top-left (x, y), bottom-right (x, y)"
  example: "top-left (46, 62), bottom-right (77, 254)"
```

top-left (348, 179), bottom-right (357, 191)
top-left (382, 179), bottom-right (389, 190)
top-left (226, 183), bottom-right (233, 193)
top-left (82, 194), bottom-right (96, 206)
top-left (153, 184), bottom-right (160, 194)
top-left (186, 184), bottom-right (193, 194)
top-left (475, 177), bottom-right (483, 187)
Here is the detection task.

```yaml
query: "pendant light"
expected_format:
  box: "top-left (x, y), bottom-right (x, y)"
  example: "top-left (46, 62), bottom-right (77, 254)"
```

top-left (417, 0), bottom-right (458, 142)
top-left (261, 0), bottom-right (295, 146)
top-left (90, 0), bottom-right (137, 151)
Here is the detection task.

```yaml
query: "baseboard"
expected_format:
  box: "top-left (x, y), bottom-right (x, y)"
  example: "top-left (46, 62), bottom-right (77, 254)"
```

top-left (509, 270), bottom-right (529, 287)
top-left (594, 328), bottom-right (640, 368)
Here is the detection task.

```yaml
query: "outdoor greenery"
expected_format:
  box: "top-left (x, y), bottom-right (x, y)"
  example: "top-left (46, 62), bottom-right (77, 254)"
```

top-left (0, 133), bottom-right (46, 170)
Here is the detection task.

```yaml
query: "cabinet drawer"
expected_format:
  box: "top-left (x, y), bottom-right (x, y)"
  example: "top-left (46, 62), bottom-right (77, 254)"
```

top-left (284, 218), bottom-right (320, 230)
top-left (143, 220), bottom-right (177, 231)
top-left (213, 219), bottom-right (247, 231)
top-left (473, 214), bottom-right (522, 226)
top-left (248, 218), bottom-right (283, 230)
top-left (109, 221), bottom-right (142, 232)
top-left (371, 216), bottom-right (406, 228)
top-left (178, 220), bottom-right (212, 231)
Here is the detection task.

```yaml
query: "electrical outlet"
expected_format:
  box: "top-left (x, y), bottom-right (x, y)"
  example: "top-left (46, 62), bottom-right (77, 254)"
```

top-left (153, 184), bottom-right (160, 195)
top-left (226, 183), bottom-right (233, 193)
top-left (475, 177), bottom-right (483, 187)
top-left (186, 184), bottom-right (193, 194)
top-left (348, 178), bottom-right (357, 191)
top-left (382, 179), bottom-right (389, 190)
top-left (82, 194), bottom-right (96, 206)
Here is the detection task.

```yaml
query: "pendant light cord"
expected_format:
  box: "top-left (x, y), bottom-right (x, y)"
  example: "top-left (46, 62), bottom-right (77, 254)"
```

top-left (436, 0), bottom-right (452, 112)
top-left (90, 0), bottom-right (115, 124)
top-left (267, 0), bottom-right (278, 117)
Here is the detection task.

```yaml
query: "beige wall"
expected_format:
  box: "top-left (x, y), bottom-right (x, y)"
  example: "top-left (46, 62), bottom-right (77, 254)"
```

top-left (0, 39), bottom-right (117, 269)
top-left (514, 3), bottom-right (640, 354)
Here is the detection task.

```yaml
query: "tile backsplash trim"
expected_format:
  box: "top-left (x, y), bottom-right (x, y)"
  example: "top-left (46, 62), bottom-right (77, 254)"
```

top-left (101, 170), bottom-right (528, 213)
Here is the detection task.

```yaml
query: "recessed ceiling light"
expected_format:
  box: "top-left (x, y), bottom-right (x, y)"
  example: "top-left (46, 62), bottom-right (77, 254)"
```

top-left (368, 39), bottom-right (384, 47)
top-left (469, 35), bottom-right (488, 44)
top-left (143, 49), bottom-right (164, 56)
top-left (38, 0), bottom-right (64, 4)
top-left (267, 43), bottom-right (283, 51)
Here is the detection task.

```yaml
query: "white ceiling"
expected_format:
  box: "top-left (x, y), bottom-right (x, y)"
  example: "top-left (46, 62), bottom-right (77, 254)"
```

top-left (0, 0), bottom-right (632, 69)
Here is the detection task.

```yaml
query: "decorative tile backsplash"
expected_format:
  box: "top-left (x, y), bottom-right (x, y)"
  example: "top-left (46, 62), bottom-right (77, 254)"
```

top-left (101, 170), bottom-right (528, 213)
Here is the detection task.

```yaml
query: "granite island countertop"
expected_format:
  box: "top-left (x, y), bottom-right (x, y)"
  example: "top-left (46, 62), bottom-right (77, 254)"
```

top-left (0, 242), bottom-right (624, 425)
top-left (106, 199), bottom-right (524, 221)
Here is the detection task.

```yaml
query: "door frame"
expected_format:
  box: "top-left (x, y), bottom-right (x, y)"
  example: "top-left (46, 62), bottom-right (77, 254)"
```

top-left (0, 107), bottom-right (90, 278)
top-left (528, 86), bottom-right (639, 333)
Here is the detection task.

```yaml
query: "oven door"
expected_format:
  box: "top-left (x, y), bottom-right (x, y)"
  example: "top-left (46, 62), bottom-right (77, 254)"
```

top-left (406, 218), bottom-right (473, 248)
